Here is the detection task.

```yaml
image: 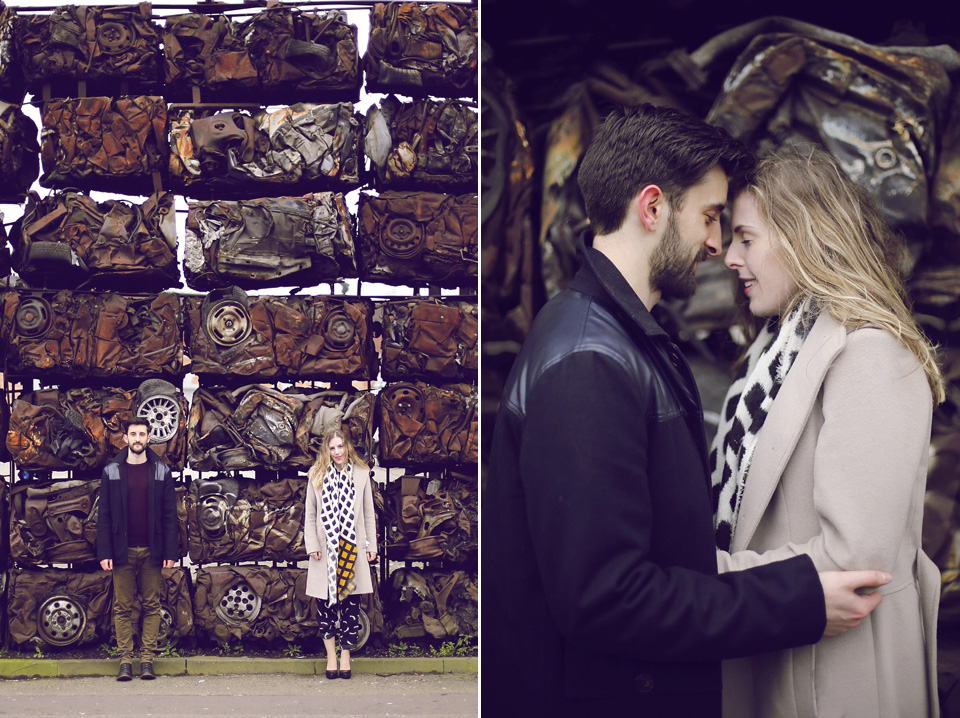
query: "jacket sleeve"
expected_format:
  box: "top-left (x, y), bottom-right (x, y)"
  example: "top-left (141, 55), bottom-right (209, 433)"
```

top-left (523, 351), bottom-right (825, 662)
top-left (96, 465), bottom-right (113, 560)
top-left (304, 481), bottom-right (321, 554)
top-left (361, 471), bottom-right (377, 552)
top-left (717, 328), bottom-right (932, 575)
top-left (161, 463), bottom-right (179, 561)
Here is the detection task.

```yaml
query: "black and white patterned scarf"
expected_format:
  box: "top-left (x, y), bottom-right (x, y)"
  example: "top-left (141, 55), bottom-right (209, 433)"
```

top-left (319, 462), bottom-right (358, 606)
top-left (710, 300), bottom-right (817, 550)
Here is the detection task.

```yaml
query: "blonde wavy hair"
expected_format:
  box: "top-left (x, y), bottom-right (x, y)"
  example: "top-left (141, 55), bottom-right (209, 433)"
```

top-left (308, 428), bottom-right (367, 490)
top-left (738, 145), bottom-right (944, 405)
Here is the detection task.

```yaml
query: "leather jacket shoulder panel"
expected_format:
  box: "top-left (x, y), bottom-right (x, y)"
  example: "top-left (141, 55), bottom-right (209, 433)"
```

top-left (503, 289), bottom-right (686, 424)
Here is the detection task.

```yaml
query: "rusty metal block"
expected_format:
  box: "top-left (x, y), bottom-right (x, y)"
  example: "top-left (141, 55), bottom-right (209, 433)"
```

top-left (19, 5), bottom-right (162, 94)
top-left (382, 473), bottom-right (477, 563)
top-left (364, 3), bottom-right (477, 98)
top-left (0, 289), bottom-right (184, 380)
top-left (378, 298), bottom-right (478, 383)
top-left (377, 382), bottom-right (477, 468)
top-left (185, 290), bottom-right (377, 381)
top-left (187, 384), bottom-right (375, 472)
top-left (40, 96), bottom-right (167, 195)
top-left (186, 477), bottom-right (307, 564)
top-left (163, 8), bottom-right (359, 103)
top-left (364, 96), bottom-right (477, 192)
top-left (0, 103), bottom-right (39, 203)
top-left (184, 193), bottom-right (356, 290)
top-left (10, 191), bottom-right (178, 292)
top-left (169, 103), bottom-right (361, 198)
top-left (192, 565), bottom-right (316, 645)
top-left (7, 381), bottom-right (188, 472)
top-left (384, 567), bottom-right (476, 640)
top-left (708, 29), bottom-right (951, 230)
top-left (7, 567), bottom-right (113, 648)
top-left (357, 191), bottom-right (477, 288)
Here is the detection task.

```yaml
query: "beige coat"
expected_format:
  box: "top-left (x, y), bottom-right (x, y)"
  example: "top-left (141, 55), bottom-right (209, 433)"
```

top-left (717, 313), bottom-right (939, 718)
top-left (304, 463), bottom-right (377, 600)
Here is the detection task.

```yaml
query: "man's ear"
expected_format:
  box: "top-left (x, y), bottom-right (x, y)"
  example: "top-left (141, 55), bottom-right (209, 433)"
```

top-left (635, 185), bottom-right (663, 233)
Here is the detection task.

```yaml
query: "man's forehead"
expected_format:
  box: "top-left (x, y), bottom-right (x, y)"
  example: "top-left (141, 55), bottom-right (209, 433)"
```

top-left (686, 166), bottom-right (729, 206)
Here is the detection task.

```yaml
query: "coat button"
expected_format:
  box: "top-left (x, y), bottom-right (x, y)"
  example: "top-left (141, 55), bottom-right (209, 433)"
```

top-left (635, 673), bottom-right (655, 693)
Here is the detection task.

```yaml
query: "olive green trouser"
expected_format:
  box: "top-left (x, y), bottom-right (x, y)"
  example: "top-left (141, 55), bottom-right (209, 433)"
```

top-left (111, 546), bottom-right (162, 664)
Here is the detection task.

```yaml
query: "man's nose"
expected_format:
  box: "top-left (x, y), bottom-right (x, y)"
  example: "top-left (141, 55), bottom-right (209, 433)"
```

top-left (704, 226), bottom-right (722, 257)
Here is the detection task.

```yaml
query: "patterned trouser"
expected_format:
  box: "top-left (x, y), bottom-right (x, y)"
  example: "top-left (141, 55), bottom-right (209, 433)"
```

top-left (316, 594), bottom-right (362, 649)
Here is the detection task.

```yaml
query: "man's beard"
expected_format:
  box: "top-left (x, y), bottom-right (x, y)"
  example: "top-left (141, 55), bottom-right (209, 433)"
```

top-left (129, 442), bottom-right (146, 455)
top-left (649, 212), bottom-right (705, 300)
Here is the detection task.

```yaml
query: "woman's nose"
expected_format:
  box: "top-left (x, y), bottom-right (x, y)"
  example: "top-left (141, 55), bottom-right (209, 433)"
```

top-left (725, 242), bottom-right (743, 270)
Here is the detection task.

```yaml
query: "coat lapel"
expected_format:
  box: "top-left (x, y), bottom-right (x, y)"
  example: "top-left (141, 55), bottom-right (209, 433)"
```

top-left (731, 313), bottom-right (847, 552)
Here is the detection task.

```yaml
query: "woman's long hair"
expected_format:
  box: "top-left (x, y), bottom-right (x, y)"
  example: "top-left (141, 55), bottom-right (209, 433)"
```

top-left (737, 145), bottom-right (944, 404)
top-left (308, 428), bottom-right (367, 490)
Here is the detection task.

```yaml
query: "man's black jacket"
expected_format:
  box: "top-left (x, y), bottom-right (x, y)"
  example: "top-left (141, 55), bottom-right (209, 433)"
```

top-left (96, 447), bottom-right (178, 566)
top-left (482, 238), bottom-right (825, 716)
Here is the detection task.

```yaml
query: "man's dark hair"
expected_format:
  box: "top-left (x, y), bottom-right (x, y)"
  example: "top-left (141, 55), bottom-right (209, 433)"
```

top-left (122, 418), bottom-right (150, 434)
top-left (577, 103), bottom-right (755, 235)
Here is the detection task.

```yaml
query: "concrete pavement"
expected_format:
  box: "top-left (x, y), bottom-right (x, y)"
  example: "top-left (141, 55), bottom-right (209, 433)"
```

top-left (0, 672), bottom-right (478, 717)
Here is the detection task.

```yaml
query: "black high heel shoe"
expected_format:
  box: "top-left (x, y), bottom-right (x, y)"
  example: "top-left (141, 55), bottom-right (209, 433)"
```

top-left (339, 669), bottom-right (352, 680)
top-left (325, 668), bottom-right (339, 679)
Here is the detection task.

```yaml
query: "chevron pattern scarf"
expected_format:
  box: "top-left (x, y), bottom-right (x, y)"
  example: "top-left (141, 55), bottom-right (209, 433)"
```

top-left (710, 300), bottom-right (817, 550)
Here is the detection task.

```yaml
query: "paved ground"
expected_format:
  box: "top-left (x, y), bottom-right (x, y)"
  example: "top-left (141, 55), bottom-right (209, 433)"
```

top-left (0, 673), bottom-right (478, 717)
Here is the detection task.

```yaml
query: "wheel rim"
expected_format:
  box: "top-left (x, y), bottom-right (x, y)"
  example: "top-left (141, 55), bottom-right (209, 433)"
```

top-left (383, 385), bottom-right (424, 422)
top-left (96, 21), bottom-right (134, 54)
top-left (216, 581), bottom-right (261, 625)
top-left (381, 217), bottom-right (424, 259)
top-left (354, 609), bottom-right (370, 651)
top-left (338, 606), bottom-right (370, 651)
top-left (205, 299), bottom-right (252, 347)
top-left (37, 595), bottom-right (86, 647)
top-left (15, 298), bottom-right (52, 338)
top-left (153, 605), bottom-right (175, 647)
top-left (137, 395), bottom-right (180, 443)
top-left (323, 311), bottom-right (357, 350)
top-left (199, 496), bottom-right (228, 537)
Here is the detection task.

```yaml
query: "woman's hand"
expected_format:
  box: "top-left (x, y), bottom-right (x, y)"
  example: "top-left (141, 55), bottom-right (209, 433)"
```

top-left (310, 551), bottom-right (322, 561)
top-left (366, 550), bottom-right (377, 562)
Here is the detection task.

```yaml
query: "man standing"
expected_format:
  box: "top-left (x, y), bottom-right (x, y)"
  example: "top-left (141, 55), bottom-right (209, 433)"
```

top-left (483, 104), bottom-right (890, 716)
top-left (98, 419), bottom-right (179, 681)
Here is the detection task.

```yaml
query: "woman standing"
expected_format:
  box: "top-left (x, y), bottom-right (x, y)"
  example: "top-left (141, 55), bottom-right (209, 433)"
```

top-left (304, 429), bottom-right (377, 680)
top-left (713, 146), bottom-right (943, 717)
